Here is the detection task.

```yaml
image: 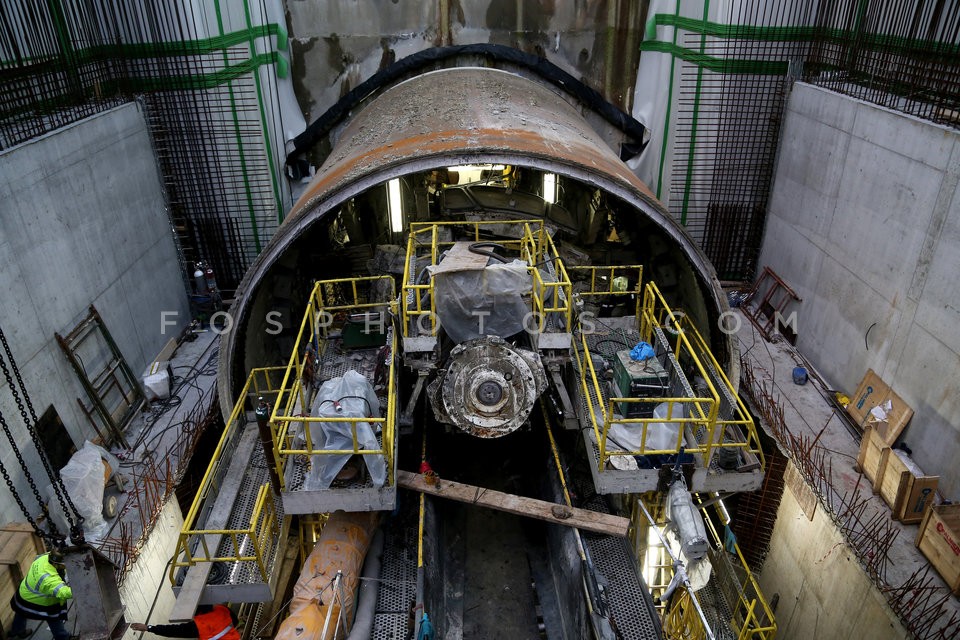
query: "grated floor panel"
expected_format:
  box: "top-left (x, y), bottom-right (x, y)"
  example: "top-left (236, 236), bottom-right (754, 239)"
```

top-left (695, 580), bottom-right (738, 640)
top-left (212, 442), bottom-right (284, 586)
top-left (585, 535), bottom-right (662, 639)
top-left (577, 480), bottom-right (662, 639)
top-left (286, 340), bottom-right (388, 492)
top-left (372, 523), bottom-right (418, 640)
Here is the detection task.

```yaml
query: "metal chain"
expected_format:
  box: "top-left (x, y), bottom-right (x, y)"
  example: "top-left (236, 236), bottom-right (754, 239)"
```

top-left (0, 407), bottom-right (65, 547)
top-left (0, 326), bottom-right (84, 538)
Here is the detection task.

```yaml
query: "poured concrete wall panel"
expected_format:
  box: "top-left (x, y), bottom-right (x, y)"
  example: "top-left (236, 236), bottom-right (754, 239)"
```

top-left (759, 82), bottom-right (960, 499)
top-left (0, 103), bottom-right (189, 524)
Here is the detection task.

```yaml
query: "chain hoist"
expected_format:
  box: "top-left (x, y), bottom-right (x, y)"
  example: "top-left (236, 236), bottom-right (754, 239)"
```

top-left (0, 325), bottom-right (85, 543)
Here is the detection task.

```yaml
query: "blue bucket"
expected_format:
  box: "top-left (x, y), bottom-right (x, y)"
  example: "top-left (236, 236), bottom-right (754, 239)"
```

top-left (792, 366), bottom-right (808, 385)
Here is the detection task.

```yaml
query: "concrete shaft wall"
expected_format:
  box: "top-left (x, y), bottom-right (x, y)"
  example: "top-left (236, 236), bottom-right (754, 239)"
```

top-left (118, 499), bottom-right (184, 632)
top-left (759, 465), bottom-right (907, 640)
top-left (0, 102), bottom-right (189, 525)
top-left (759, 83), bottom-right (960, 499)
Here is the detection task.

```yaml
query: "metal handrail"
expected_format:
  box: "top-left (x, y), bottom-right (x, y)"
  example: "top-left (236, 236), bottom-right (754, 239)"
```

top-left (701, 504), bottom-right (778, 640)
top-left (169, 367), bottom-right (285, 584)
top-left (676, 314), bottom-right (765, 470)
top-left (400, 219), bottom-right (573, 337)
top-left (568, 265), bottom-right (644, 318)
top-left (269, 276), bottom-right (397, 485)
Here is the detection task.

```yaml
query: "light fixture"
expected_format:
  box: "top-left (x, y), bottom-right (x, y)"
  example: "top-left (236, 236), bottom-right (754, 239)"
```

top-left (543, 172), bottom-right (556, 204)
top-left (387, 178), bottom-right (403, 233)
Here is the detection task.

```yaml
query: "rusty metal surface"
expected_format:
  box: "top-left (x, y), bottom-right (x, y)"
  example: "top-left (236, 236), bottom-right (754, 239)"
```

top-left (220, 68), bottom-right (729, 408)
top-left (291, 67), bottom-right (657, 215)
top-left (428, 336), bottom-right (546, 438)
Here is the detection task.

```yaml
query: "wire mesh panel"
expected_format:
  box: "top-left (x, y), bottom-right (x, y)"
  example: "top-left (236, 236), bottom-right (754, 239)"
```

top-left (0, 0), bottom-right (289, 291)
top-left (804, 0), bottom-right (960, 127)
top-left (647, 0), bottom-right (960, 281)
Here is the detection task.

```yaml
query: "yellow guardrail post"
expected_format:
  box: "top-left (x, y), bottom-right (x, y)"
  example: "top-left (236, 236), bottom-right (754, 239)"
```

top-left (170, 368), bottom-right (286, 585)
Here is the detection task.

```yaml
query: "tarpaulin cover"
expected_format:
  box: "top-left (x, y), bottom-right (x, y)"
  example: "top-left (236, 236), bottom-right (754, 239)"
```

top-left (303, 371), bottom-right (385, 490)
top-left (429, 259), bottom-right (531, 344)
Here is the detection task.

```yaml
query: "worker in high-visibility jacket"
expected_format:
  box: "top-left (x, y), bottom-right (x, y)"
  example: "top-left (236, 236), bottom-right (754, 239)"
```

top-left (9, 551), bottom-right (73, 640)
top-left (130, 604), bottom-right (240, 640)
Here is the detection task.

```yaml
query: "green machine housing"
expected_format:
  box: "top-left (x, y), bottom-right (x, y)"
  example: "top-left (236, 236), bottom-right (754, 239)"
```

top-left (612, 349), bottom-right (670, 418)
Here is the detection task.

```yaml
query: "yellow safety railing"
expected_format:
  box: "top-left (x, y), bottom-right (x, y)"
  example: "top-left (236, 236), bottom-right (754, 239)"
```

top-left (568, 265), bottom-right (644, 318)
top-left (400, 219), bottom-right (573, 336)
top-left (630, 494), bottom-right (718, 640)
top-left (169, 367), bottom-right (285, 585)
top-left (575, 288), bottom-right (719, 469)
top-left (577, 280), bottom-right (767, 472)
top-left (677, 313), bottom-right (765, 472)
top-left (629, 493), bottom-right (777, 640)
top-left (701, 504), bottom-right (777, 640)
top-left (270, 276), bottom-right (397, 486)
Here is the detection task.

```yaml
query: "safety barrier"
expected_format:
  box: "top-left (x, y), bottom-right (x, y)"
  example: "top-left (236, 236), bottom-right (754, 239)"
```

top-left (169, 367), bottom-right (285, 584)
top-left (578, 281), bottom-right (763, 472)
top-left (629, 495), bottom-right (777, 640)
top-left (400, 219), bottom-right (572, 336)
top-left (568, 264), bottom-right (644, 319)
top-left (701, 504), bottom-right (777, 640)
top-left (269, 276), bottom-right (397, 487)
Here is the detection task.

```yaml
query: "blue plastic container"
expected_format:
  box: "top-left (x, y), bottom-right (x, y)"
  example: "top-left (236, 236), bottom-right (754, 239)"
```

top-left (792, 366), bottom-right (808, 385)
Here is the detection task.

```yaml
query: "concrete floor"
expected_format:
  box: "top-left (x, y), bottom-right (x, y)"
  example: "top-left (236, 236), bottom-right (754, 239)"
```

top-left (735, 309), bottom-right (960, 638)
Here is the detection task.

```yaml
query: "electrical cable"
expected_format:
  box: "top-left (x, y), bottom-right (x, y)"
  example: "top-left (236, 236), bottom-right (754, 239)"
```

top-left (467, 242), bottom-right (509, 263)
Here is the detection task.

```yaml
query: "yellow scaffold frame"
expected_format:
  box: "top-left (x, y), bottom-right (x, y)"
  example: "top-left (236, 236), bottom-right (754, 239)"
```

top-left (169, 367), bottom-right (285, 585)
top-left (577, 281), bottom-right (764, 472)
top-left (400, 219), bottom-right (573, 337)
top-left (628, 495), bottom-right (777, 640)
top-left (269, 276), bottom-right (398, 488)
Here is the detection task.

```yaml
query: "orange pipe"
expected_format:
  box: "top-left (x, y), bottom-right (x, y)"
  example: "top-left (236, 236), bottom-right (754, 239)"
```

top-left (275, 511), bottom-right (379, 640)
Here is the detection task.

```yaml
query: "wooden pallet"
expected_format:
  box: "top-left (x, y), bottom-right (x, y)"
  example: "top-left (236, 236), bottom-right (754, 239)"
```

top-left (0, 523), bottom-right (45, 634)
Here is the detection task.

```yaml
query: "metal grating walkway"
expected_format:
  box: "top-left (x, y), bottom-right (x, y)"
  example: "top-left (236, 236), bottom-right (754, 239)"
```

top-left (212, 441), bottom-right (284, 586)
top-left (579, 487), bottom-right (663, 640)
top-left (372, 522), bottom-right (418, 640)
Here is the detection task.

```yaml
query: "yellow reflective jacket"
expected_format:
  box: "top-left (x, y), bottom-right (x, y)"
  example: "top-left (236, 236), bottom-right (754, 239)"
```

top-left (18, 554), bottom-right (72, 606)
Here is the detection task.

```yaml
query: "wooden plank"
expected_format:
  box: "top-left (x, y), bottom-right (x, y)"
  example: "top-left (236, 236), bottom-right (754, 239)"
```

top-left (397, 470), bottom-right (630, 537)
top-left (916, 504), bottom-right (960, 595)
top-left (882, 449), bottom-right (938, 524)
top-left (856, 426), bottom-right (890, 492)
top-left (879, 452), bottom-right (910, 514)
top-left (897, 474), bottom-right (938, 524)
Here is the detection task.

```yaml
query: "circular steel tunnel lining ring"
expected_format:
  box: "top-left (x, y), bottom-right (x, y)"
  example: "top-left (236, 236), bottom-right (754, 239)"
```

top-left (219, 68), bottom-right (734, 412)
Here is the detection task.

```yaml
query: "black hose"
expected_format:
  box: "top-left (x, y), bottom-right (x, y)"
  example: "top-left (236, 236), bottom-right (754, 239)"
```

top-left (286, 44), bottom-right (648, 167)
top-left (468, 242), bottom-right (509, 264)
top-left (345, 529), bottom-right (384, 640)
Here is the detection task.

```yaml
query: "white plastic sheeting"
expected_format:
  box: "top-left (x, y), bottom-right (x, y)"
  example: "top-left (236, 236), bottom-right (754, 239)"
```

top-left (429, 259), bottom-right (531, 344)
top-left (302, 370), bottom-right (385, 491)
top-left (47, 441), bottom-right (118, 540)
top-left (607, 401), bottom-right (685, 452)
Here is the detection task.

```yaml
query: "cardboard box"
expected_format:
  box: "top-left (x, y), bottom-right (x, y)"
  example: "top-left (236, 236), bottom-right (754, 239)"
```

top-left (846, 369), bottom-right (913, 445)
top-left (916, 504), bottom-right (960, 595)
